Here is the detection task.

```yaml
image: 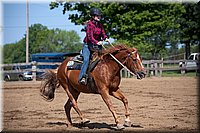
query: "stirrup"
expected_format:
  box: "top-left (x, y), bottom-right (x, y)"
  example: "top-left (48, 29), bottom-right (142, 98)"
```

top-left (79, 77), bottom-right (87, 85)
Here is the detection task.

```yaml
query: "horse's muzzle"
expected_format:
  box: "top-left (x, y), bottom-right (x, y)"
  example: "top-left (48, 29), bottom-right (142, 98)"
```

top-left (136, 71), bottom-right (146, 79)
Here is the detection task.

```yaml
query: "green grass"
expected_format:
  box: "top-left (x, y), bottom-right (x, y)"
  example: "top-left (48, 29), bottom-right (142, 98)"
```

top-left (161, 71), bottom-right (198, 77)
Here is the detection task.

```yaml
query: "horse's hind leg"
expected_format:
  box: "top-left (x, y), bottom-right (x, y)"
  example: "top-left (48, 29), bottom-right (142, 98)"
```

top-left (62, 83), bottom-right (89, 125)
top-left (64, 90), bottom-right (79, 126)
top-left (64, 99), bottom-right (73, 126)
top-left (110, 88), bottom-right (131, 127)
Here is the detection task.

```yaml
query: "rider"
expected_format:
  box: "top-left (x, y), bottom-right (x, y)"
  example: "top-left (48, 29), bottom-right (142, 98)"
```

top-left (79, 7), bottom-right (110, 85)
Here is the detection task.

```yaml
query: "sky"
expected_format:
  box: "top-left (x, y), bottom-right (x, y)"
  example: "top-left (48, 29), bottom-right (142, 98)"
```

top-left (2, 1), bottom-right (86, 45)
top-left (1, 0), bottom-right (197, 45)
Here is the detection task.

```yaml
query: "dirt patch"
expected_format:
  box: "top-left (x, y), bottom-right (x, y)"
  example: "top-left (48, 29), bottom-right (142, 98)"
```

top-left (2, 77), bottom-right (199, 132)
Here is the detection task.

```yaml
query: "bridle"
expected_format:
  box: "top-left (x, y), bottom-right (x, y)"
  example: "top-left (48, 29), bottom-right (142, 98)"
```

top-left (102, 44), bottom-right (144, 79)
top-left (109, 49), bottom-right (143, 78)
top-left (121, 50), bottom-right (141, 74)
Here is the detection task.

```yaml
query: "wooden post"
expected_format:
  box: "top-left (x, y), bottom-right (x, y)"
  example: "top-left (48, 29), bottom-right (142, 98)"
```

top-left (146, 63), bottom-right (149, 77)
top-left (125, 69), bottom-right (127, 78)
top-left (154, 62), bottom-right (158, 76)
top-left (120, 69), bottom-right (123, 77)
top-left (181, 67), bottom-right (185, 74)
top-left (31, 61), bottom-right (37, 81)
top-left (128, 70), bottom-right (131, 78)
top-left (150, 62), bottom-right (154, 76)
top-left (159, 58), bottom-right (163, 77)
top-left (180, 60), bottom-right (186, 75)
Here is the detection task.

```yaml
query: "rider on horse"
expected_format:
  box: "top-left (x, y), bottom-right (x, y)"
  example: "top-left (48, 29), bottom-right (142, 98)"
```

top-left (79, 8), bottom-right (110, 85)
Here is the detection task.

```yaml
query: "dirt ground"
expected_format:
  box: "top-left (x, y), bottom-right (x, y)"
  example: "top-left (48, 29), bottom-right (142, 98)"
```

top-left (2, 77), bottom-right (199, 132)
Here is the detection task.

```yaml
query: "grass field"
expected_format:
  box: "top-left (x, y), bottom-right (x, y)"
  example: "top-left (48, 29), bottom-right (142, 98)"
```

top-left (161, 71), bottom-right (199, 77)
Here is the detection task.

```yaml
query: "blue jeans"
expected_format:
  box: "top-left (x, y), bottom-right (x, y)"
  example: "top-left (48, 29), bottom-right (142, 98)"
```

top-left (79, 43), bottom-right (91, 81)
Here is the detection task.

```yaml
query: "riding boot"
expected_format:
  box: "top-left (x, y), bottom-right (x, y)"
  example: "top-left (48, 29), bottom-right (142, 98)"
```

top-left (79, 74), bottom-right (88, 85)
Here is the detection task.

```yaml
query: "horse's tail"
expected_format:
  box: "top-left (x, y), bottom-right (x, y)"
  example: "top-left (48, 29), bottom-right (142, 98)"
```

top-left (40, 69), bottom-right (60, 102)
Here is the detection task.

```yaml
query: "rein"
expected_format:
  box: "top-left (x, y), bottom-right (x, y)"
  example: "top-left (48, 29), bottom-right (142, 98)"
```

top-left (102, 44), bottom-right (138, 77)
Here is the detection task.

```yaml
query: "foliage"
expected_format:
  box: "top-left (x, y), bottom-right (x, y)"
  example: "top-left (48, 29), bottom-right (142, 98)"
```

top-left (3, 24), bottom-right (82, 63)
top-left (179, 3), bottom-right (200, 43)
top-left (4, 2), bottom-right (200, 63)
top-left (50, 2), bottom-right (188, 59)
top-left (178, 2), bottom-right (200, 58)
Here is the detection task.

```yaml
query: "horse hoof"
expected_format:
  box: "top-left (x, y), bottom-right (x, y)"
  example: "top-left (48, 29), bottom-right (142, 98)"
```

top-left (124, 120), bottom-right (132, 127)
top-left (66, 123), bottom-right (72, 128)
top-left (81, 118), bottom-right (90, 124)
top-left (117, 124), bottom-right (125, 130)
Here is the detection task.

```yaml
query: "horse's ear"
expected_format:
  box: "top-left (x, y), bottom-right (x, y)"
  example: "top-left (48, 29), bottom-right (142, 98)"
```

top-left (132, 50), bottom-right (137, 54)
top-left (131, 47), bottom-right (138, 54)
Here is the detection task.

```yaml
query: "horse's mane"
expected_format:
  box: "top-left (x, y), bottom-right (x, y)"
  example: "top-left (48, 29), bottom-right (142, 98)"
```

top-left (102, 44), bottom-right (129, 55)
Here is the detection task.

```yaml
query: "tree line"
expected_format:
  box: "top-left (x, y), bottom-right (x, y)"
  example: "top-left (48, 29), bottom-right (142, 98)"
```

top-left (50, 2), bottom-right (199, 59)
top-left (3, 2), bottom-right (199, 63)
top-left (3, 24), bottom-right (82, 64)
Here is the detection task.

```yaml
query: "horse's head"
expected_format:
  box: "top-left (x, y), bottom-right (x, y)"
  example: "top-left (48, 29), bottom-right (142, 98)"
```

top-left (124, 47), bottom-right (146, 79)
top-left (103, 45), bottom-right (146, 79)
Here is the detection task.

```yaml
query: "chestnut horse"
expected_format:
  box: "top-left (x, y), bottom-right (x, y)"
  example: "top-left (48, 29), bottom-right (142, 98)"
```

top-left (40, 44), bottom-right (145, 129)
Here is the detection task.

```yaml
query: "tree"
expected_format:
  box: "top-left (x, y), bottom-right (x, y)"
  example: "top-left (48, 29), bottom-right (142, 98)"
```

top-left (179, 2), bottom-right (200, 59)
top-left (3, 24), bottom-right (82, 63)
top-left (3, 43), bottom-right (18, 63)
top-left (50, 2), bottom-right (185, 59)
top-left (52, 29), bottom-right (82, 52)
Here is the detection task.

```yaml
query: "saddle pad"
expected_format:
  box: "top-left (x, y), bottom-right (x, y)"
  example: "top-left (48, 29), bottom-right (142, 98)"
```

top-left (72, 55), bottom-right (83, 63)
top-left (66, 55), bottom-right (83, 70)
top-left (67, 60), bottom-right (82, 70)
top-left (66, 55), bottom-right (100, 71)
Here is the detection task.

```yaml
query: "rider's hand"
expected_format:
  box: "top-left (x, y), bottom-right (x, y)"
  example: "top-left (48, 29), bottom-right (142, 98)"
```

top-left (97, 41), bottom-right (103, 45)
top-left (105, 38), bottom-right (110, 43)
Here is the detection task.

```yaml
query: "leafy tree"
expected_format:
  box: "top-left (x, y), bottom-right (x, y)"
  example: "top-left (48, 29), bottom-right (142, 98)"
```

top-left (50, 2), bottom-right (185, 59)
top-left (3, 24), bottom-right (82, 63)
top-left (3, 43), bottom-right (17, 64)
top-left (3, 38), bottom-right (26, 63)
top-left (52, 29), bottom-right (82, 52)
top-left (179, 2), bottom-right (200, 59)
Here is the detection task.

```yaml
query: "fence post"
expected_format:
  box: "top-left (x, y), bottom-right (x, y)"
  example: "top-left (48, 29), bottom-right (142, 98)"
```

top-left (150, 61), bottom-right (154, 76)
top-left (125, 69), bottom-right (128, 78)
top-left (128, 70), bottom-right (131, 78)
top-left (180, 60), bottom-right (186, 75)
top-left (181, 68), bottom-right (185, 74)
top-left (31, 61), bottom-right (37, 81)
top-left (159, 58), bottom-right (163, 76)
top-left (146, 62), bottom-right (149, 77)
top-left (154, 62), bottom-right (158, 76)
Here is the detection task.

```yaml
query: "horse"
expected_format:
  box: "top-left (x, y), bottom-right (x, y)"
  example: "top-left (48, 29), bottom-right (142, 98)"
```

top-left (40, 44), bottom-right (146, 129)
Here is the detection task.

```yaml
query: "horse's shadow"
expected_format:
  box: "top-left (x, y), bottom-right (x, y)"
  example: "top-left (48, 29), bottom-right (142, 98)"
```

top-left (47, 121), bottom-right (143, 131)
top-left (73, 122), bottom-right (116, 130)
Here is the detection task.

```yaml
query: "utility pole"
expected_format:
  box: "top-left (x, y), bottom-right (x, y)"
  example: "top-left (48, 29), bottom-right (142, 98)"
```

top-left (26, 0), bottom-right (29, 63)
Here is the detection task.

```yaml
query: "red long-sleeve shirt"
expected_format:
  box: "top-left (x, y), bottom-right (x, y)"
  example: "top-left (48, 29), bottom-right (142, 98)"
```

top-left (83, 20), bottom-right (107, 45)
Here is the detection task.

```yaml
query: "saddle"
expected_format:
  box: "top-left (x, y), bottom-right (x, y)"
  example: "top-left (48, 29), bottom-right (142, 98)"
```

top-left (66, 53), bottom-right (100, 72)
top-left (66, 53), bottom-right (100, 93)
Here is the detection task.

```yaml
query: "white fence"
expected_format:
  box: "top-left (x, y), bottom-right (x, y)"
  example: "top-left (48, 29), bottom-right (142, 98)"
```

top-left (119, 59), bottom-right (199, 77)
top-left (1, 59), bottom-right (199, 81)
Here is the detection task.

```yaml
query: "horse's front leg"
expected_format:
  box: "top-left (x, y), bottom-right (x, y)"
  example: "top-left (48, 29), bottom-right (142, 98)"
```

top-left (110, 88), bottom-right (131, 127)
top-left (100, 89), bottom-right (125, 129)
